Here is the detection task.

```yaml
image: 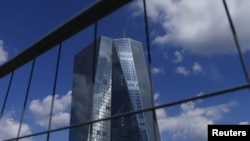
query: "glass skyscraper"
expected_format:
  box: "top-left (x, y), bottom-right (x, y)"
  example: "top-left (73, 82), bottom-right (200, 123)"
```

top-left (69, 36), bottom-right (160, 141)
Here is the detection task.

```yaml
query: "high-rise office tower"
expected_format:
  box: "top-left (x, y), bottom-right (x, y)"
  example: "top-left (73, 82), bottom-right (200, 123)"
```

top-left (69, 36), bottom-right (160, 141)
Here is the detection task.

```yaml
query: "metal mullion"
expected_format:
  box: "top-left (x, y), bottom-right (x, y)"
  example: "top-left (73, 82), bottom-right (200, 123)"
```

top-left (222, 0), bottom-right (250, 83)
top-left (142, 0), bottom-right (155, 108)
top-left (0, 72), bottom-right (14, 121)
top-left (46, 43), bottom-right (62, 141)
top-left (87, 22), bottom-right (98, 138)
top-left (93, 22), bottom-right (98, 84)
top-left (17, 59), bottom-right (36, 140)
top-left (142, 0), bottom-right (159, 140)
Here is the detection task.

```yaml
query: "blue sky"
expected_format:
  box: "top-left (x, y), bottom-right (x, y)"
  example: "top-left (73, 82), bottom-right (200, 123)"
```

top-left (0, 0), bottom-right (250, 141)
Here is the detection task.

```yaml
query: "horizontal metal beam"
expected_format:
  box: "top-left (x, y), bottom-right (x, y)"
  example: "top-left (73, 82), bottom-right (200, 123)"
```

top-left (0, 0), bottom-right (132, 78)
top-left (4, 82), bottom-right (250, 141)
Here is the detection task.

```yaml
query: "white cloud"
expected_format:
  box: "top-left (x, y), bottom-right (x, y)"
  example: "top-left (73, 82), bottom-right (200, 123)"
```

top-left (29, 91), bottom-right (72, 128)
top-left (152, 66), bottom-right (165, 75)
top-left (239, 121), bottom-right (249, 125)
top-left (192, 62), bottom-right (202, 74)
top-left (174, 62), bottom-right (203, 76)
top-left (173, 51), bottom-right (183, 63)
top-left (0, 40), bottom-right (8, 64)
top-left (0, 112), bottom-right (32, 141)
top-left (133, 0), bottom-right (250, 56)
top-left (175, 66), bottom-right (189, 76)
top-left (197, 92), bottom-right (204, 97)
top-left (154, 93), bottom-right (160, 101)
top-left (156, 99), bottom-right (237, 141)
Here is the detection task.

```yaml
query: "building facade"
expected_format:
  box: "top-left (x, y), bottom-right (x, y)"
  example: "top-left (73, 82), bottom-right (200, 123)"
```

top-left (69, 36), bottom-right (160, 141)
